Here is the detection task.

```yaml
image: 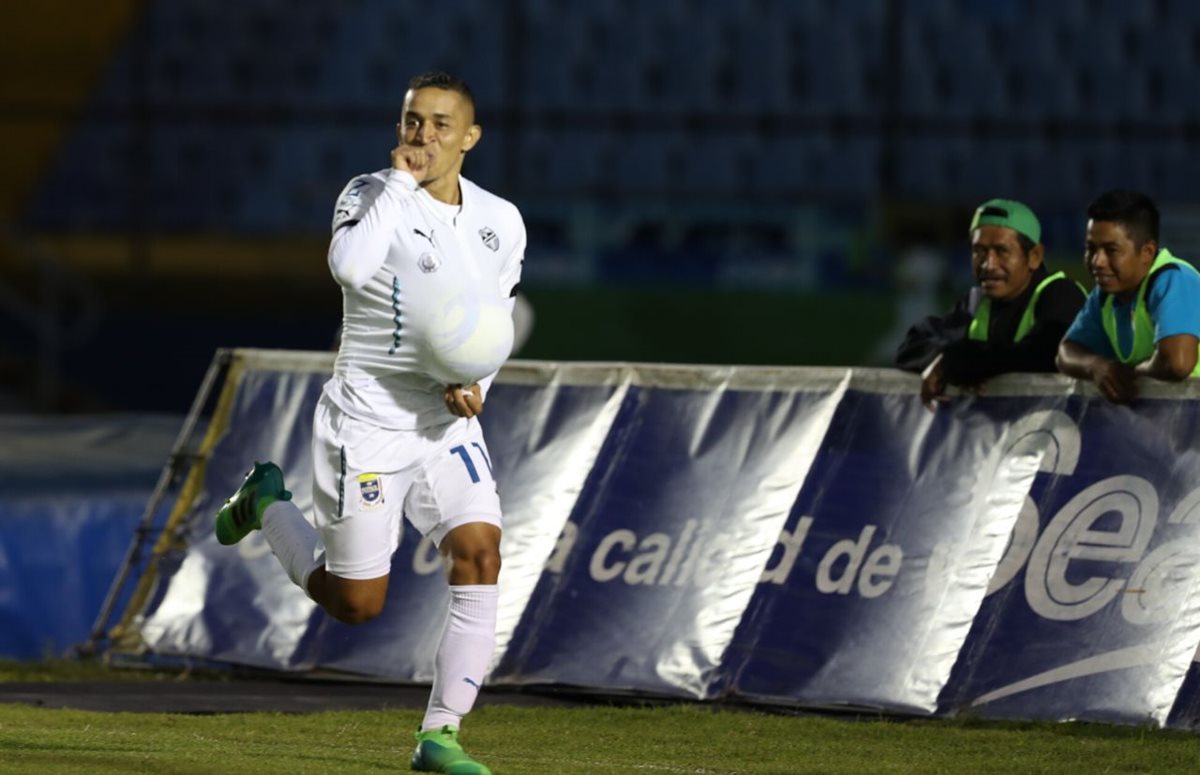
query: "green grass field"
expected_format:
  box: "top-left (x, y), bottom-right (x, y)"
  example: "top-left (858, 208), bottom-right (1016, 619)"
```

top-left (2, 662), bottom-right (1198, 774)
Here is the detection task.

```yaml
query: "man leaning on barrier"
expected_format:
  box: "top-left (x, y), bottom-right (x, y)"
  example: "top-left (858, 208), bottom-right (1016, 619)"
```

top-left (1057, 189), bottom-right (1200, 404)
top-left (895, 198), bottom-right (1086, 410)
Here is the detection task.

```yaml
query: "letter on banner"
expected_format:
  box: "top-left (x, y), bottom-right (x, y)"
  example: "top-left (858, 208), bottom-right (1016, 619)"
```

top-left (760, 517), bottom-right (813, 585)
top-left (591, 529), bottom-right (636, 582)
top-left (625, 534), bottom-right (670, 585)
top-left (545, 522), bottom-right (578, 574)
top-left (1026, 476), bottom-right (1157, 621)
top-left (816, 525), bottom-right (904, 597)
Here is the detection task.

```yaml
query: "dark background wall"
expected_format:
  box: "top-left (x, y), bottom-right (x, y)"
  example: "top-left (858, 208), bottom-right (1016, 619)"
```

top-left (4, 0), bottom-right (1200, 412)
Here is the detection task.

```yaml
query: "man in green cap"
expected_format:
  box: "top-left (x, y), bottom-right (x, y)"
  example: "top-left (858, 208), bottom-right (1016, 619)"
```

top-left (1057, 190), bottom-right (1200, 403)
top-left (895, 198), bottom-right (1086, 410)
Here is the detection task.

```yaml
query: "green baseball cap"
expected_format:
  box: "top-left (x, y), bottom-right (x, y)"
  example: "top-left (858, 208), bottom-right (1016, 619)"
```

top-left (969, 198), bottom-right (1041, 244)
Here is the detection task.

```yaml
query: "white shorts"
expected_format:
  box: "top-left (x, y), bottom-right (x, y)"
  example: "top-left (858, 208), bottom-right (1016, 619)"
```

top-left (311, 393), bottom-right (503, 580)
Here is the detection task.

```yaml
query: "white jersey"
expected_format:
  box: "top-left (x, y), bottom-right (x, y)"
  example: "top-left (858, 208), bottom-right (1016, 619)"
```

top-left (324, 168), bottom-right (525, 429)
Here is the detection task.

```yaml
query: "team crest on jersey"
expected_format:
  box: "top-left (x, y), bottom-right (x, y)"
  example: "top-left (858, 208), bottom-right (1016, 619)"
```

top-left (357, 473), bottom-right (384, 510)
top-left (418, 252), bottom-right (441, 273)
top-left (479, 227), bottom-right (500, 252)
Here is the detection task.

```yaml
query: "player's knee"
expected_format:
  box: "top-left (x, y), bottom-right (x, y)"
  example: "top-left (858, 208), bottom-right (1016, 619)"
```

top-left (329, 586), bottom-right (386, 625)
top-left (331, 598), bottom-right (384, 625)
top-left (449, 545), bottom-right (501, 585)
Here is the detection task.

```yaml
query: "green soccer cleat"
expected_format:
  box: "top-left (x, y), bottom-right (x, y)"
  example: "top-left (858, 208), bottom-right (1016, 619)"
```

top-left (214, 461), bottom-right (291, 545)
top-left (411, 726), bottom-right (492, 774)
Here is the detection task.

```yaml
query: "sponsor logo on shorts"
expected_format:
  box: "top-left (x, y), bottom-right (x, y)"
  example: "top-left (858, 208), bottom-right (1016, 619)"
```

top-left (357, 473), bottom-right (384, 510)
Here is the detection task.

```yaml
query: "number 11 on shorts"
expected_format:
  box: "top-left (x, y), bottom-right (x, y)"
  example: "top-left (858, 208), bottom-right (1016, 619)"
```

top-left (450, 443), bottom-right (493, 483)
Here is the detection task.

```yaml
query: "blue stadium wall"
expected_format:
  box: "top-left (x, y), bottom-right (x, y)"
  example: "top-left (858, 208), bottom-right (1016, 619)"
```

top-left (0, 415), bottom-right (179, 659)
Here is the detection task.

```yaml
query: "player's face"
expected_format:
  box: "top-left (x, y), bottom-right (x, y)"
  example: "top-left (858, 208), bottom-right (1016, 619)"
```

top-left (398, 87), bottom-right (480, 184)
top-left (1085, 219), bottom-right (1156, 301)
top-left (970, 225), bottom-right (1042, 301)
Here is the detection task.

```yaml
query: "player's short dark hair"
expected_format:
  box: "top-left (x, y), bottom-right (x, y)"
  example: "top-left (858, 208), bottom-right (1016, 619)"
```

top-left (1016, 234), bottom-right (1035, 255)
top-left (1087, 189), bottom-right (1160, 247)
top-left (408, 71), bottom-right (475, 108)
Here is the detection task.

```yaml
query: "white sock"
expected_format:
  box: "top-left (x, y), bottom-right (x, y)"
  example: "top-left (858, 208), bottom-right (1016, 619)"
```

top-left (261, 500), bottom-right (321, 593)
top-left (421, 585), bottom-right (499, 732)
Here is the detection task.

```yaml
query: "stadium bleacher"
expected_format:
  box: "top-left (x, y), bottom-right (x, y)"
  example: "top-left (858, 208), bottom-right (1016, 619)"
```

top-left (7, 0), bottom-right (1200, 415)
top-left (25, 0), bottom-right (1200, 252)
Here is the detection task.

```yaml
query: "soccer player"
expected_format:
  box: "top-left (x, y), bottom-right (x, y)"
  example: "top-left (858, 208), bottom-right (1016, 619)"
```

top-left (214, 72), bottom-right (523, 775)
top-left (894, 198), bottom-right (1086, 410)
top-left (1057, 190), bottom-right (1200, 403)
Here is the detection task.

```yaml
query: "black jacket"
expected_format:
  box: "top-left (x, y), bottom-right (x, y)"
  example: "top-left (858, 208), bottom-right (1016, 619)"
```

top-left (894, 266), bottom-right (1086, 385)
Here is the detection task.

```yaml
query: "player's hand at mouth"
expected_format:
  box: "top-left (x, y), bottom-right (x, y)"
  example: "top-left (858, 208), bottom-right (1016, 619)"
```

top-left (392, 144), bottom-right (434, 182)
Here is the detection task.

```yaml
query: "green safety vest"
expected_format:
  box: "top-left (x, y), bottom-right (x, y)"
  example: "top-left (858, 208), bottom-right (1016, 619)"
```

top-left (1101, 248), bottom-right (1200, 376)
top-left (968, 271), bottom-right (1080, 343)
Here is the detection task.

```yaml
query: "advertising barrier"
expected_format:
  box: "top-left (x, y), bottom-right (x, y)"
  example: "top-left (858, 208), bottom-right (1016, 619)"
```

top-left (104, 350), bottom-right (1200, 729)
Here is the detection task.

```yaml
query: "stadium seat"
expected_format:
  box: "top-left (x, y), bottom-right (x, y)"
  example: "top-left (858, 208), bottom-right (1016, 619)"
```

top-left (1161, 0), bottom-right (1200, 20)
top-left (800, 19), bottom-right (880, 115)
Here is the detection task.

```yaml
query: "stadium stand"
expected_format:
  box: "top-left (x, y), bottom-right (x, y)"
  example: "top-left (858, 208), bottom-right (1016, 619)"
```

top-left (8, 0), bottom-right (1200, 408)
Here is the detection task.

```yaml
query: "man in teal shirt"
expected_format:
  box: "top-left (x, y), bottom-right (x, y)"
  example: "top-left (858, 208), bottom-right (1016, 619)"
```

top-left (1057, 190), bottom-right (1200, 403)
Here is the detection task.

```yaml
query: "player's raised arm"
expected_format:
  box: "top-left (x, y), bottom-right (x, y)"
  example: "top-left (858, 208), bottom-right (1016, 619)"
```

top-left (326, 145), bottom-right (431, 290)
